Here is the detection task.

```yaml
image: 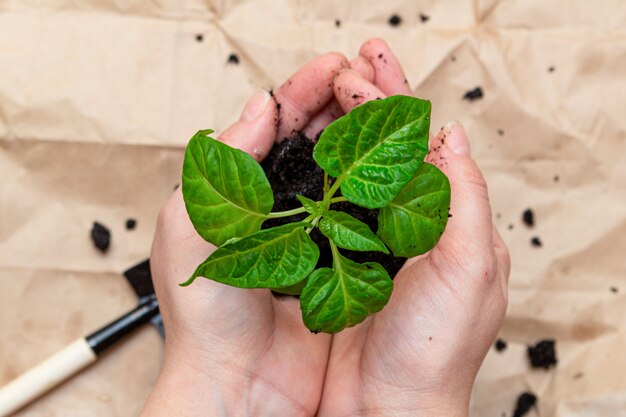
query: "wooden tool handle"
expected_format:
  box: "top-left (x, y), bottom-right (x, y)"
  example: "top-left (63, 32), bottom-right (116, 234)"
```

top-left (0, 338), bottom-right (96, 416)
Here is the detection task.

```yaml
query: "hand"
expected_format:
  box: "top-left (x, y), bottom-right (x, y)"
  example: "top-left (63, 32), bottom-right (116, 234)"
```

top-left (316, 39), bottom-right (511, 417)
top-left (141, 53), bottom-right (349, 417)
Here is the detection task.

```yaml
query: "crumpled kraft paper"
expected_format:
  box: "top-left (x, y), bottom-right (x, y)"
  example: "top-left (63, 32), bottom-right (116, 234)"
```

top-left (1, 0), bottom-right (625, 415)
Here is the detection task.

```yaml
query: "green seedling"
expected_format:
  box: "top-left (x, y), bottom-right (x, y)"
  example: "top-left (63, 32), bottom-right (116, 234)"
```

top-left (180, 96), bottom-right (450, 333)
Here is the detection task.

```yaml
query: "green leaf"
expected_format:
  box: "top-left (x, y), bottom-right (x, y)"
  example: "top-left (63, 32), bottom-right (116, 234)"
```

top-left (296, 194), bottom-right (320, 215)
top-left (313, 96), bottom-right (431, 209)
top-left (377, 163), bottom-right (451, 258)
top-left (300, 252), bottom-right (393, 333)
top-left (319, 211), bottom-right (389, 253)
top-left (272, 279), bottom-right (308, 296)
top-left (182, 130), bottom-right (274, 246)
top-left (181, 223), bottom-right (319, 289)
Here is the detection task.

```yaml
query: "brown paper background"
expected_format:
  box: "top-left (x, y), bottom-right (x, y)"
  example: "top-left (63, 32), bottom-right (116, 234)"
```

top-left (1, 0), bottom-right (625, 415)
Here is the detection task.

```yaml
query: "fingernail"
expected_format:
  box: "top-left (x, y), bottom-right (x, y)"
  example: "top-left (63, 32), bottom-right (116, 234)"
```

top-left (241, 89), bottom-right (272, 121)
top-left (443, 120), bottom-right (471, 155)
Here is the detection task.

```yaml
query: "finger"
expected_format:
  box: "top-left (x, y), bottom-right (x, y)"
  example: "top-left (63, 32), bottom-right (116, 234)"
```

top-left (218, 89), bottom-right (278, 162)
top-left (349, 56), bottom-right (375, 82)
top-left (301, 57), bottom-right (374, 139)
top-left (274, 52), bottom-right (349, 140)
top-left (302, 99), bottom-right (344, 139)
top-left (425, 122), bottom-right (494, 260)
top-left (359, 38), bottom-right (412, 96)
top-left (333, 68), bottom-right (386, 113)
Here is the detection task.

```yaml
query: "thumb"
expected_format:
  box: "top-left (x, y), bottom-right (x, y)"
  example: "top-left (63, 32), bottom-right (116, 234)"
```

top-left (218, 89), bottom-right (278, 161)
top-left (426, 121), bottom-right (494, 261)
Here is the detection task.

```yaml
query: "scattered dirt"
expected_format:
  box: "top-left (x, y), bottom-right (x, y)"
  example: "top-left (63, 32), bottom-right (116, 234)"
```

top-left (531, 236), bottom-right (542, 247)
top-left (227, 53), bottom-right (240, 65)
top-left (522, 208), bottom-right (535, 227)
top-left (513, 392), bottom-right (537, 417)
top-left (528, 339), bottom-right (557, 369)
top-left (335, 19), bottom-right (341, 27)
top-left (495, 338), bottom-right (508, 352)
top-left (125, 218), bottom-right (137, 231)
top-left (261, 133), bottom-right (406, 276)
top-left (548, 66), bottom-right (555, 73)
top-left (419, 13), bottom-right (430, 22)
top-left (463, 86), bottom-right (483, 101)
top-left (388, 14), bottom-right (402, 27)
top-left (91, 221), bottom-right (110, 252)
top-left (195, 34), bottom-right (203, 42)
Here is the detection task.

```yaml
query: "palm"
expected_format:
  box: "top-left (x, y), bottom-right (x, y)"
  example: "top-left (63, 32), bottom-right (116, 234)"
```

top-left (148, 52), bottom-right (349, 416)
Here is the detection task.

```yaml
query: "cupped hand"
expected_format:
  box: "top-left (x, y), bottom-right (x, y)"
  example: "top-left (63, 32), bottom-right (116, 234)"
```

top-left (317, 39), bottom-right (511, 417)
top-left (141, 53), bottom-right (349, 417)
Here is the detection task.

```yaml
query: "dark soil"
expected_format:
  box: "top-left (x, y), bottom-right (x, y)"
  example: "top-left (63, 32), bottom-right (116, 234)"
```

top-left (195, 34), bottom-right (203, 42)
top-left (335, 19), bottom-right (341, 27)
top-left (531, 236), bottom-right (542, 247)
top-left (495, 338), bottom-right (507, 352)
top-left (528, 339), bottom-right (557, 369)
top-left (513, 392), bottom-right (537, 417)
top-left (419, 13), bottom-right (430, 23)
top-left (125, 218), bottom-right (137, 230)
top-left (227, 53), bottom-right (240, 65)
top-left (261, 133), bottom-right (406, 276)
top-left (388, 14), bottom-right (402, 27)
top-left (91, 221), bottom-right (110, 252)
top-left (463, 87), bottom-right (483, 101)
top-left (522, 208), bottom-right (535, 227)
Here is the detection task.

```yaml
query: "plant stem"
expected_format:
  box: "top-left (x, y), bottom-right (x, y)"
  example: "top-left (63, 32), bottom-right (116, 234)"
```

top-left (323, 171), bottom-right (329, 193)
top-left (329, 196), bottom-right (347, 204)
top-left (266, 206), bottom-right (308, 218)
top-left (306, 215), bottom-right (321, 234)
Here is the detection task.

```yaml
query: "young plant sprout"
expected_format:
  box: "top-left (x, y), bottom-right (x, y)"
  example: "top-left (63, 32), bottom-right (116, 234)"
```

top-left (180, 95), bottom-right (450, 333)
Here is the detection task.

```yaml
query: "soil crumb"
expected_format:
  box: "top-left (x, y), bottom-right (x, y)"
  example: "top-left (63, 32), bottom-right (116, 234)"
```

top-left (261, 133), bottom-right (406, 276)
top-left (528, 339), bottom-right (557, 369)
top-left (335, 19), bottom-right (341, 27)
top-left (388, 14), bottom-right (402, 27)
top-left (419, 13), bottom-right (430, 22)
top-left (531, 236), bottom-right (542, 247)
top-left (195, 34), bottom-right (203, 42)
top-left (522, 208), bottom-right (535, 227)
top-left (548, 66), bottom-right (555, 72)
top-left (91, 221), bottom-right (110, 252)
top-left (463, 87), bottom-right (483, 101)
top-left (513, 392), bottom-right (537, 417)
top-left (227, 53), bottom-right (240, 65)
top-left (495, 338), bottom-right (507, 352)
top-left (125, 218), bottom-right (137, 231)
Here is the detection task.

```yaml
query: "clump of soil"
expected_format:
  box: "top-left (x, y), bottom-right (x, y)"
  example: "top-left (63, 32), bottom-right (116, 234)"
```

top-left (463, 87), bottom-right (483, 101)
top-left (195, 34), bottom-right (203, 42)
top-left (91, 221), bottom-right (110, 252)
top-left (388, 14), bottom-right (402, 27)
top-left (531, 236), bottom-right (542, 247)
top-left (419, 13), bottom-right (430, 23)
top-left (335, 19), bottom-right (341, 27)
top-left (227, 53), bottom-right (240, 65)
top-left (261, 133), bottom-right (406, 276)
top-left (495, 338), bottom-right (507, 352)
top-left (513, 392), bottom-right (537, 417)
top-left (528, 339), bottom-right (557, 369)
top-left (522, 208), bottom-right (535, 227)
top-left (126, 218), bottom-right (137, 230)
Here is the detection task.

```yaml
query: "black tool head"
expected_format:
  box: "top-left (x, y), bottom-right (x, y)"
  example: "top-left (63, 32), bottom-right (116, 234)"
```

top-left (123, 258), bottom-right (164, 338)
